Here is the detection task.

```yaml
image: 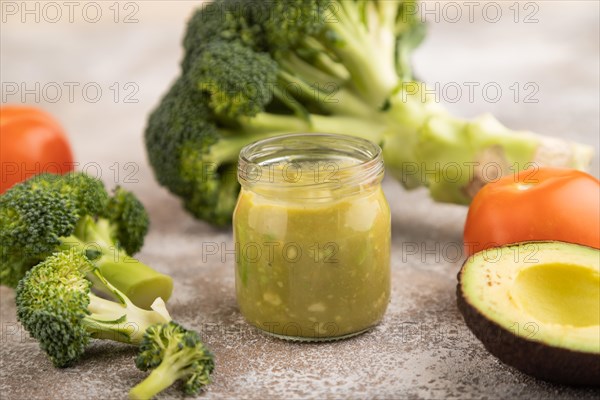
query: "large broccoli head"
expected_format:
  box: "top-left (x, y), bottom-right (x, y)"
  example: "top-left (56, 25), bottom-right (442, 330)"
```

top-left (147, 0), bottom-right (590, 226)
top-left (145, 0), bottom-right (426, 226)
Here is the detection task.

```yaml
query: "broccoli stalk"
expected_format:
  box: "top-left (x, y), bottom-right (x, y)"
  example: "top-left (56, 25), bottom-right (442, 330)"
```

top-left (380, 84), bottom-right (595, 202)
top-left (76, 264), bottom-right (171, 344)
top-left (15, 250), bottom-right (171, 367)
top-left (61, 215), bottom-right (172, 310)
top-left (315, 0), bottom-right (401, 107)
top-left (0, 173), bottom-right (172, 308)
top-left (145, 0), bottom-right (593, 225)
top-left (129, 322), bottom-right (215, 400)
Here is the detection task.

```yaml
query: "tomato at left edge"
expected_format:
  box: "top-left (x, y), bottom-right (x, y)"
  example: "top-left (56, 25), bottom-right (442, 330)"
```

top-left (0, 106), bottom-right (75, 193)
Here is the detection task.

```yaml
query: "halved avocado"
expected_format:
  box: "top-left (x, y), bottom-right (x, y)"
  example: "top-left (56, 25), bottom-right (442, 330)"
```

top-left (457, 241), bottom-right (600, 386)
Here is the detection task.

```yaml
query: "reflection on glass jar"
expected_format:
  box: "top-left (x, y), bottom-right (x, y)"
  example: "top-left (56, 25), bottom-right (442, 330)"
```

top-left (234, 133), bottom-right (391, 341)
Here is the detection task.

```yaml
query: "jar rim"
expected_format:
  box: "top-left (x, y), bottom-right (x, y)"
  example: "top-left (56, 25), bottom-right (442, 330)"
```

top-left (237, 133), bottom-right (384, 198)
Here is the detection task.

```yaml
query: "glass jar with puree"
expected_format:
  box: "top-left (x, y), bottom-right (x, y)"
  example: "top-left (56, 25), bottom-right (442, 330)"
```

top-left (234, 133), bottom-right (391, 341)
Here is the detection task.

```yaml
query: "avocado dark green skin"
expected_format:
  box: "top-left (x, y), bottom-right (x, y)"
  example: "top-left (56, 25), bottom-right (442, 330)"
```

top-left (456, 279), bottom-right (600, 386)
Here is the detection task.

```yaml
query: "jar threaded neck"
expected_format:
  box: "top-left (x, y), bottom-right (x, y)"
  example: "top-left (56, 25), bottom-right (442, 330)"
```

top-left (237, 133), bottom-right (384, 200)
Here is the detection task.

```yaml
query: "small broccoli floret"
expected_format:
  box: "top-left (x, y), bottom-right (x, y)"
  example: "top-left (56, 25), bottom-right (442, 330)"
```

top-left (0, 175), bottom-right (79, 286)
top-left (190, 41), bottom-right (278, 119)
top-left (59, 171), bottom-right (110, 216)
top-left (0, 247), bottom-right (38, 288)
top-left (130, 322), bottom-right (215, 399)
top-left (0, 172), bottom-right (172, 308)
top-left (15, 250), bottom-right (171, 367)
top-left (0, 175), bottom-right (78, 258)
top-left (181, 0), bottom-right (264, 72)
top-left (104, 187), bottom-right (150, 255)
top-left (15, 250), bottom-right (91, 367)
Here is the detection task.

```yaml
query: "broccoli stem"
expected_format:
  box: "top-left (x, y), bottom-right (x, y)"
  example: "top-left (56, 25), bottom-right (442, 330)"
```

top-left (206, 129), bottom-right (299, 166)
top-left (85, 295), bottom-right (141, 343)
top-left (279, 53), bottom-right (345, 87)
top-left (240, 111), bottom-right (389, 144)
top-left (323, 0), bottom-right (400, 107)
top-left (93, 255), bottom-right (173, 311)
top-left (214, 84), bottom-right (593, 209)
top-left (212, 110), bottom-right (382, 168)
top-left (237, 113), bottom-right (310, 133)
top-left (304, 38), bottom-right (350, 81)
top-left (277, 55), bottom-right (373, 118)
top-left (214, 165), bottom-right (241, 218)
top-left (85, 294), bottom-right (168, 344)
top-left (129, 364), bottom-right (179, 400)
top-left (310, 114), bottom-right (388, 143)
top-left (59, 218), bottom-right (173, 309)
top-left (84, 270), bottom-right (171, 344)
top-left (214, 111), bottom-right (388, 168)
top-left (278, 70), bottom-right (372, 118)
top-left (381, 88), bottom-right (595, 202)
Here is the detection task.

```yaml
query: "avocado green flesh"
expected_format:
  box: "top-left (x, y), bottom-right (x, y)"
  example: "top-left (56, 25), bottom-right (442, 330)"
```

top-left (512, 263), bottom-right (599, 328)
top-left (460, 242), bottom-right (600, 354)
top-left (233, 187), bottom-right (391, 339)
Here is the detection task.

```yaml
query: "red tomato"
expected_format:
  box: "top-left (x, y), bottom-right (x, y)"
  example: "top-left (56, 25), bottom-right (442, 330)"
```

top-left (0, 106), bottom-right (74, 193)
top-left (463, 167), bottom-right (600, 256)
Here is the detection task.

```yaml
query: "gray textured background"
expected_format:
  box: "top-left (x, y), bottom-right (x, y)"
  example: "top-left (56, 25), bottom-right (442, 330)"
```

top-left (1, 1), bottom-right (599, 399)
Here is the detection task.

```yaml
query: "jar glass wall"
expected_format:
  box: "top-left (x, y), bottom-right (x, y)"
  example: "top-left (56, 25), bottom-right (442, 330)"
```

top-left (233, 133), bottom-right (391, 341)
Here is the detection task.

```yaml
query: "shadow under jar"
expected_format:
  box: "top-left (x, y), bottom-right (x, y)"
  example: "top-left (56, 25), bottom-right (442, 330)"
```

top-left (234, 133), bottom-right (391, 341)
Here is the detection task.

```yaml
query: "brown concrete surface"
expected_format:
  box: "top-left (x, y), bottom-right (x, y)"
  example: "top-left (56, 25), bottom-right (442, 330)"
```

top-left (1, 1), bottom-right (599, 399)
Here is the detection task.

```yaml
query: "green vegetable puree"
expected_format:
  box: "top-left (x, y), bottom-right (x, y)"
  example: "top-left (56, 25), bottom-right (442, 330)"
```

top-left (233, 185), bottom-right (391, 340)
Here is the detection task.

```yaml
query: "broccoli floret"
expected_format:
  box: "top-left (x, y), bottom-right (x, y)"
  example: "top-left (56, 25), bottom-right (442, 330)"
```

top-left (104, 187), bottom-right (150, 255)
top-left (59, 171), bottom-right (110, 215)
top-left (0, 177), bottom-right (78, 287)
top-left (130, 322), bottom-right (215, 399)
top-left (181, 0), bottom-right (263, 72)
top-left (146, 0), bottom-right (593, 225)
top-left (145, 78), bottom-right (239, 225)
top-left (15, 250), bottom-right (171, 367)
top-left (0, 172), bottom-right (172, 308)
top-left (190, 41), bottom-right (278, 119)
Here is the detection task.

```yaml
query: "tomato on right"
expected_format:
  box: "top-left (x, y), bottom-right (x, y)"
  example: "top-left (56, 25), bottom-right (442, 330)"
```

top-left (463, 167), bottom-right (600, 256)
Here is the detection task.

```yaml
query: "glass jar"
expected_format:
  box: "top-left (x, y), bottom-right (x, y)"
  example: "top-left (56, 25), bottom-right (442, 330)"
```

top-left (234, 133), bottom-right (391, 341)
